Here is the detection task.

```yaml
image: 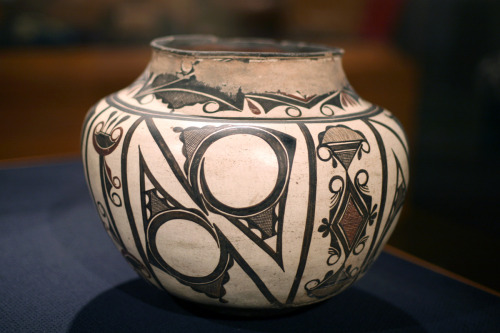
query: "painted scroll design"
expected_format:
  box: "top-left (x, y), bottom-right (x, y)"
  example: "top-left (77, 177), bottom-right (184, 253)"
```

top-left (132, 64), bottom-right (361, 117)
top-left (305, 125), bottom-right (378, 299)
top-left (134, 122), bottom-right (296, 304)
top-left (91, 111), bottom-right (150, 282)
top-left (92, 111), bottom-right (130, 207)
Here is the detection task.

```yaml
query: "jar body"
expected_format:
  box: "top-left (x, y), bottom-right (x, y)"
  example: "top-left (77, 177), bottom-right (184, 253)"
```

top-left (82, 36), bottom-right (409, 310)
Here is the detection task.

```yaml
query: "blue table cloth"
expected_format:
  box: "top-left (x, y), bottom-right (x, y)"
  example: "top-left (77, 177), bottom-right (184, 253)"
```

top-left (0, 160), bottom-right (499, 332)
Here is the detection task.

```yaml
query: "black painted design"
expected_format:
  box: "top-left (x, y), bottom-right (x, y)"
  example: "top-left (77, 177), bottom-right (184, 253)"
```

top-left (92, 112), bottom-right (130, 207)
top-left (108, 92), bottom-right (382, 121)
top-left (359, 119), bottom-right (389, 272)
top-left (135, 72), bottom-right (245, 113)
top-left (90, 111), bottom-right (129, 255)
top-left (139, 153), bottom-right (233, 302)
top-left (319, 85), bottom-right (361, 116)
top-left (285, 123), bottom-right (317, 304)
top-left (84, 91), bottom-right (406, 307)
top-left (121, 117), bottom-right (169, 292)
top-left (96, 201), bottom-right (122, 246)
top-left (369, 118), bottom-right (409, 161)
top-left (132, 69), bottom-right (361, 117)
top-left (306, 125), bottom-right (378, 299)
top-left (304, 265), bottom-right (360, 299)
top-left (174, 125), bottom-right (296, 269)
top-left (113, 120), bottom-right (289, 305)
top-left (377, 151), bottom-right (407, 248)
top-left (92, 111), bottom-right (129, 156)
top-left (86, 112), bottom-right (158, 286)
top-left (145, 119), bottom-right (208, 215)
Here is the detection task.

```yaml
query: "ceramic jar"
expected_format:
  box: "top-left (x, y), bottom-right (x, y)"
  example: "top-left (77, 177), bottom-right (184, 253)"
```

top-left (81, 35), bottom-right (409, 311)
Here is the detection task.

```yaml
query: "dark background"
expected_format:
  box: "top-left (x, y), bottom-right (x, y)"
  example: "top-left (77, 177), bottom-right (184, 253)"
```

top-left (1, 0), bottom-right (499, 292)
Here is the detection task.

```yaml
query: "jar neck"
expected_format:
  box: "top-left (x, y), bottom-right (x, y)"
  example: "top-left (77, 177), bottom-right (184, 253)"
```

top-left (148, 49), bottom-right (348, 98)
top-left (119, 36), bottom-right (373, 119)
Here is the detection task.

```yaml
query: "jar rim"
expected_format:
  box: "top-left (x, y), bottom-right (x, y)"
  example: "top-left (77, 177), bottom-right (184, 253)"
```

top-left (151, 35), bottom-right (344, 58)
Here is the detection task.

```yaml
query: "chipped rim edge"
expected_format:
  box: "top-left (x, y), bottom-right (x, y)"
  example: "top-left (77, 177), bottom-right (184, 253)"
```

top-left (151, 35), bottom-right (344, 59)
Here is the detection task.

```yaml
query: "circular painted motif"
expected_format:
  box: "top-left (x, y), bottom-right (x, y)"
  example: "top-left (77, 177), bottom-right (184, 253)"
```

top-left (154, 217), bottom-right (221, 277)
top-left (202, 134), bottom-right (279, 209)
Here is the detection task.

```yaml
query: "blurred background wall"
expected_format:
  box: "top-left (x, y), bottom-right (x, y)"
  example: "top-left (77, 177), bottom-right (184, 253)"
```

top-left (1, 0), bottom-right (499, 292)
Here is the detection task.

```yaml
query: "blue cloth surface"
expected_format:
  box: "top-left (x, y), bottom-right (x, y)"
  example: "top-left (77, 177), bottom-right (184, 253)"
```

top-left (0, 160), bottom-right (499, 332)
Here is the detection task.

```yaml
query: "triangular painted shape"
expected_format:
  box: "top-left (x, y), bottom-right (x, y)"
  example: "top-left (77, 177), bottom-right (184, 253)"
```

top-left (334, 149), bottom-right (358, 169)
top-left (247, 208), bottom-right (275, 239)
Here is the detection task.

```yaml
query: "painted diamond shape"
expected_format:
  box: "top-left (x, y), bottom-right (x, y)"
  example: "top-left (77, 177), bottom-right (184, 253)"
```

top-left (338, 195), bottom-right (364, 248)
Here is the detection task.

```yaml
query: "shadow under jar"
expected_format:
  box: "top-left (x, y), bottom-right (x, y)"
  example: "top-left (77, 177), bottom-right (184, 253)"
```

top-left (81, 35), bottom-right (409, 313)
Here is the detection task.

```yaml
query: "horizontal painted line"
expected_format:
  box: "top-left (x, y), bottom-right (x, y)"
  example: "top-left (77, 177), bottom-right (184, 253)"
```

top-left (105, 94), bottom-right (382, 123)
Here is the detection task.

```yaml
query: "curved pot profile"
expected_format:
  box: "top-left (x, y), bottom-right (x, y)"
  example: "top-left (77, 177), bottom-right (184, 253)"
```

top-left (81, 35), bottom-right (409, 311)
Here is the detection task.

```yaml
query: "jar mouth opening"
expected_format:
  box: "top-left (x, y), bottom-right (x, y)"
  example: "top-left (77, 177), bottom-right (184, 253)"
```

top-left (151, 35), bottom-right (343, 58)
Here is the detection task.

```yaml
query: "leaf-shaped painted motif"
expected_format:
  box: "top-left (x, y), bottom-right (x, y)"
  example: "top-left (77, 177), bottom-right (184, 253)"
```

top-left (247, 99), bottom-right (261, 115)
top-left (138, 74), bottom-right (245, 112)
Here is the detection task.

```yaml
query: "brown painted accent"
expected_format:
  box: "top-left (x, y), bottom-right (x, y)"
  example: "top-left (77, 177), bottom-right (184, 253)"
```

top-left (339, 196), bottom-right (364, 247)
top-left (247, 99), bottom-right (262, 115)
top-left (340, 92), bottom-right (358, 107)
top-left (278, 91), bottom-right (317, 102)
top-left (92, 126), bottom-right (123, 156)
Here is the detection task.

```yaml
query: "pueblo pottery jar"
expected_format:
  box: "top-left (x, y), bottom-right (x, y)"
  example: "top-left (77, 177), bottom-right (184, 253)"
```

top-left (82, 35), bottom-right (409, 311)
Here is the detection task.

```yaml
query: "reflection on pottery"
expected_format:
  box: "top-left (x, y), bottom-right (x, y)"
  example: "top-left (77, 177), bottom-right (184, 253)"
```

top-left (81, 35), bottom-right (409, 311)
